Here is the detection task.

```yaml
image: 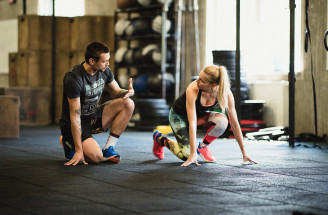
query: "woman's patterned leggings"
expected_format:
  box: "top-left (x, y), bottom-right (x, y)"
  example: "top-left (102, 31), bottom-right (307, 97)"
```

top-left (160, 108), bottom-right (228, 161)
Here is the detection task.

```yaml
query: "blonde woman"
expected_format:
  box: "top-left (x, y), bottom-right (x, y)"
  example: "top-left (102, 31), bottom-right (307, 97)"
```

top-left (153, 65), bottom-right (258, 166)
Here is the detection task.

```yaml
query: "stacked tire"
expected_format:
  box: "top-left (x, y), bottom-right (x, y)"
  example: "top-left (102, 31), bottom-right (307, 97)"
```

top-left (212, 50), bottom-right (248, 100)
top-left (240, 100), bottom-right (265, 120)
top-left (135, 98), bottom-right (170, 130)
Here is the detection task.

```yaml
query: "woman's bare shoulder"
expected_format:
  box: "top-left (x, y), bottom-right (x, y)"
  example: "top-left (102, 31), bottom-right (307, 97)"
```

top-left (186, 81), bottom-right (198, 92)
top-left (186, 81), bottom-right (198, 100)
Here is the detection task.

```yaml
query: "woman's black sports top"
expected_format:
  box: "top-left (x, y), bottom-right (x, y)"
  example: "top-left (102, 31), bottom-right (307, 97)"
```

top-left (172, 89), bottom-right (218, 122)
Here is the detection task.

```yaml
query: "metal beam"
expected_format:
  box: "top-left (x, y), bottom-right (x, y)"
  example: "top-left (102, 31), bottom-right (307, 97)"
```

top-left (289, 0), bottom-right (296, 146)
top-left (51, 0), bottom-right (56, 124)
top-left (235, 0), bottom-right (241, 120)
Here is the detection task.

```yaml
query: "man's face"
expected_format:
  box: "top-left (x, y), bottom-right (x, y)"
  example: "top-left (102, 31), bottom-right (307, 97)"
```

top-left (92, 53), bottom-right (110, 72)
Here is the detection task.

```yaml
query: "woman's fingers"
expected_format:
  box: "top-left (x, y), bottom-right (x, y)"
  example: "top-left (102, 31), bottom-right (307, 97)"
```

top-left (242, 156), bottom-right (259, 164)
top-left (181, 158), bottom-right (201, 167)
top-left (181, 161), bottom-right (192, 166)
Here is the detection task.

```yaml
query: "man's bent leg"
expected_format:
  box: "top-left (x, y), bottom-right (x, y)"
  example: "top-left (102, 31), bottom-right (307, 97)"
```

top-left (101, 98), bottom-right (135, 134)
top-left (82, 138), bottom-right (104, 163)
top-left (95, 98), bottom-right (134, 162)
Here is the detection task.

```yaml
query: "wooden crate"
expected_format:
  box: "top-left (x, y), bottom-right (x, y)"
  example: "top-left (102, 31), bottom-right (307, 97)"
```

top-left (0, 95), bottom-right (20, 138)
top-left (18, 15), bottom-right (71, 51)
top-left (0, 87), bottom-right (51, 126)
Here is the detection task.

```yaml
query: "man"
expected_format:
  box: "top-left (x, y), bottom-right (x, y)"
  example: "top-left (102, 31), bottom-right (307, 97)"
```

top-left (60, 41), bottom-right (134, 166)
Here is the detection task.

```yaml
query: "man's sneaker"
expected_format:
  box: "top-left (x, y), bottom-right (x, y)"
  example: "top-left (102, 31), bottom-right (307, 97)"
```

top-left (102, 146), bottom-right (121, 163)
top-left (60, 136), bottom-right (75, 160)
top-left (197, 142), bottom-right (216, 162)
top-left (153, 130), bottom-right (164, 159)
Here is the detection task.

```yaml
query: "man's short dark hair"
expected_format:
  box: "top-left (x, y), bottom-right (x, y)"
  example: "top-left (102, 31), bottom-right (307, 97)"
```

top-left (84, 42), bottom-right (110, 64)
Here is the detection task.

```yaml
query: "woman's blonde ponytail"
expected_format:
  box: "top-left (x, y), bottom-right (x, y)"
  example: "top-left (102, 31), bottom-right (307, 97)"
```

top-left (217, 66), bottom-right (231, 113)
top-left (202, 65), bottom-right (231, 113)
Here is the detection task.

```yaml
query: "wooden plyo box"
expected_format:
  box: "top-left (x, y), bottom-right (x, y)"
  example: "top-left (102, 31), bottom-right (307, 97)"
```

top-left (70, 16), bottom-right (115, 52)
top-left (9, 51), bottom-right (71, 88)
top-left (0, 95), bottom-right (20, 138)
top-left (8, 52), bottom-right (28, 87)
top-left (18, 15), bottom-right (52, 51)
top-left (69, 51), bottom-right (85, 69)
top-left (55, 87), bottom-right (63, 124)
top-left (70, 16), bottom-right (115, 69)
top-left (0, 87), bottom-right (51, 126)
top-left (8, 51), bottom-right (51, 87)
top-left (18, 15), bottom-right (71, 51)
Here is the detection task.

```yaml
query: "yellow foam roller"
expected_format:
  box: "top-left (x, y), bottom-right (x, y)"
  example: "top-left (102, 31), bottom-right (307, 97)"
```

top-left (154, 125), bottom-right (172, 135)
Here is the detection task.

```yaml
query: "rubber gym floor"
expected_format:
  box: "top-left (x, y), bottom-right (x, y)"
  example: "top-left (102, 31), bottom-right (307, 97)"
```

top-left (1, 125), bottom-right (328, 215)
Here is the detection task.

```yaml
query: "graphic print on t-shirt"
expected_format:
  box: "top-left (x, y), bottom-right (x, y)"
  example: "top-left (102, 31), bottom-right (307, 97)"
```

top-left (82, 78), bottom-right (105, 116)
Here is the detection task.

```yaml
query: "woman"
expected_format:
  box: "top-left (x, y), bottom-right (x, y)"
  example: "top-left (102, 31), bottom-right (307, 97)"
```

top-left (152, 65), bottom-right (258, 166)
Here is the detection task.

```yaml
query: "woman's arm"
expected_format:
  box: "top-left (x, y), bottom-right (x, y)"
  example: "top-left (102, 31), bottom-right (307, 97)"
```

top-left (227, 91), bottom-right (258, 164)
top-left (181, 82), bottom-right (200, 166)
top-left (64, 97), bottom-right (88, 166)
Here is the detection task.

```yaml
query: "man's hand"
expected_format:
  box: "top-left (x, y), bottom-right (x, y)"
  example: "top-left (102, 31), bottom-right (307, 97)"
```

top-left (181, 153), bottom-right (200, 167)
top-left (123, 78), bottom-right (134, 99)
top-left (65, 150), bottom-right (88, 166)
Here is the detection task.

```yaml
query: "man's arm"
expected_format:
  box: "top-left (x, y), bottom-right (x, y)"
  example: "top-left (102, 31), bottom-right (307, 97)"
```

top-left (65, 97), bottom-right (88, 166)
top-left (105, 78), bottom-right (134, 99)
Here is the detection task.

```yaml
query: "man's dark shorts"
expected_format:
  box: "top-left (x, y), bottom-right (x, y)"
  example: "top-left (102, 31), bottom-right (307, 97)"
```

top-left (61, 103), bottom-right (108, 150)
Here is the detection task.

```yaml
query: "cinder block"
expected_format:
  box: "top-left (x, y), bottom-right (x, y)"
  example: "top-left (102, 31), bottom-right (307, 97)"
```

top-left (0, 95), bottom-right (20, 138)
top-left (0, 87), bottom-right (51, 126)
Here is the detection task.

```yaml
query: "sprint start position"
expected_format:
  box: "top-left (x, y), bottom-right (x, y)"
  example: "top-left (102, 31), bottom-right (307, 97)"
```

top-left (153, 65), bottom-right (258, 166)
top-left (60, 41), bottom-right (134, 166)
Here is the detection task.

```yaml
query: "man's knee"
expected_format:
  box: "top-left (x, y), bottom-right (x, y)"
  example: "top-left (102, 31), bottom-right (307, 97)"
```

top-left (87, 152), bottom-right (103, 164)
top-left (124, 98), bottom-right (135, 112)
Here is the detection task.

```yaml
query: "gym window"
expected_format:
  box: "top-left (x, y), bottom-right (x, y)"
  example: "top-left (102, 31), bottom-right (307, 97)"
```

top-left (206, 0), bottom-right (303, 81)
top-left (38, 0), bottom-right (84, 17)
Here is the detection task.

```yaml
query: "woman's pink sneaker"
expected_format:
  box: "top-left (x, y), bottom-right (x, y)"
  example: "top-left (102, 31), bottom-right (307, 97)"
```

top-left (153, 130), bottom-right (164, 159)
top-left (197, 143), bottom-right (216, 162)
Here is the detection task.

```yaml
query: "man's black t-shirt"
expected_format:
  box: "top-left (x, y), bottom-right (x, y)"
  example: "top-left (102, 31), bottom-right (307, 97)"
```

top-left (60, 62), bottom-right (114, 130)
